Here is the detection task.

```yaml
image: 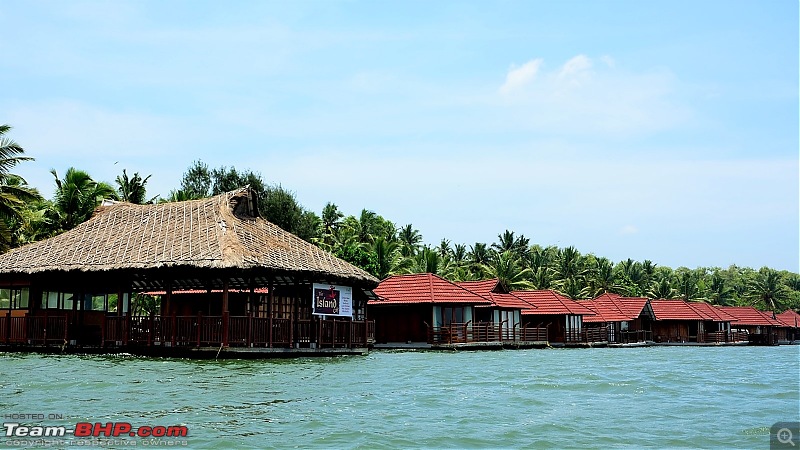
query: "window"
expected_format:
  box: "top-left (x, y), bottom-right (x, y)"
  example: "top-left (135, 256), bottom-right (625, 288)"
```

top-left (0, 288), bottom-right (30, 310)
top-left (41, 291), bottom-right (76, 310)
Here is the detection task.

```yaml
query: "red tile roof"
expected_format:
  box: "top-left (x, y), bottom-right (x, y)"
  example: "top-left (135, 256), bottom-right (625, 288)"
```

top-left (689, 302), bottom-right (737, 323)
top-left (513, 290), bottom-right (596, 316)
top-left (651, 299), bottom-right (705, 321)
top-left (581, 292), bottom-right (650, 323)
top-left (457, 279), bottom-right (536, 310)
top-left (776, 310), bottom-right (800, 328)
top-left (370, 273), bottom-right (491, 305)
top-left (717, 306), bottom-right (784, 326)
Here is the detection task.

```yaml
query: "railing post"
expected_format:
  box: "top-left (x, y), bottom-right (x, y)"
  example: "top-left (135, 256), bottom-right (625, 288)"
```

top-left (101, 315), bottom-right (106, 348)
top-left (289, 312), bottom-right (294, 348)
top-left (196, 313), bottom-right (202, 347)
top-left (171, 314), bottom-right (177, 347)
top-left (347, 320), bottom-right (352, 348)
top-left (268, 315), bottom-right (273, 348)
top-left (332, 318), bottom-right (337, 347)
top-left (222, 312), bottom-right (229, 347)
top-left (246, 312), bottom-right (252, 347)
top-left (43, 310), bottom-right (48, 345)
top-left (147, 312), bottom-right (153, 346)
top-left (122, 315), bottom-right (128, 347)
top-left (4, 311), bottom-right (10, 344)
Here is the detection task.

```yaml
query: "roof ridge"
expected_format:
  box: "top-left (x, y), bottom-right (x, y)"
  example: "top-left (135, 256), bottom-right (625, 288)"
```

top-left (428, 273), bottom-right (435, 303)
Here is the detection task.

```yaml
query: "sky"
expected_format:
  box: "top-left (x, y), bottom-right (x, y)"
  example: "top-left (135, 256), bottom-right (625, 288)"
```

top-left (1, 0), bottom-right (798, 272)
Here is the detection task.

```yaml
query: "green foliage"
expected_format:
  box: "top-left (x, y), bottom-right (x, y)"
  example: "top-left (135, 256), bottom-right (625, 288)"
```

top-left (0, 125), bottom-right (40, 251)
top-left (116, 169), bottom-right (155, 204)
top-left (50, 167), bottom-right (117, 230)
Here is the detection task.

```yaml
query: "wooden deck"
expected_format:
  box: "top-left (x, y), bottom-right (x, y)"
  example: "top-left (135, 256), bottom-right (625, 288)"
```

top-left (0, 314), bottom-right (376, 357)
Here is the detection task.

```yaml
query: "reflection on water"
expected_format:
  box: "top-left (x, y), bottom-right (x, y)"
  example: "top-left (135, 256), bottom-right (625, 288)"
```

top-left (1, 346), bottom-right (798, 449)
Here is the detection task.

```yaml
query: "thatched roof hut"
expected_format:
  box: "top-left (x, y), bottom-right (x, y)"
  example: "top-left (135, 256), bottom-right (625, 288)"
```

top-left (0, 187), bottom-right (378, 291)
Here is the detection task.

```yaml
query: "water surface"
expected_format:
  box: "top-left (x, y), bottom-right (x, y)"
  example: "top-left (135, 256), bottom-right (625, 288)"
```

top-left (1, 346), bottom-right (798, 448)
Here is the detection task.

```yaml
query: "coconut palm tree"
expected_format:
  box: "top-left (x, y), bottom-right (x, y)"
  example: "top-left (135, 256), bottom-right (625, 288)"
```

top-left (403, 246), bottom-right (440, 275)
top-left (488, 250), bottom-right (533, 292)
top-left (0, 125), bottom-right (40, 250)
top-left (707, 272), bottom-right (734, 305)
top-left (398, 224), bottom-right (422, 257)
top-left (321, 202), bottom-right (344, 236)
top-left (587, 257), bottom-right (620, 297)
top-left (747, 268), bottom-right (789, 311)
top-left (491, 230), bottom-right (530, 259)
top-left (51, 167), bottom-right (117, 230)
top-left (648, 275), bottom-right (676, 299)
top-left (115, 169), bottom-right (155, 204)
top-left (363, 237), bottom-right (409, 279)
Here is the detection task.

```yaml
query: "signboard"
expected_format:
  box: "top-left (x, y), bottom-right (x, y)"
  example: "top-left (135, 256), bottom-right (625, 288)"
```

top-left (312, 283), bottom-right (353, 317)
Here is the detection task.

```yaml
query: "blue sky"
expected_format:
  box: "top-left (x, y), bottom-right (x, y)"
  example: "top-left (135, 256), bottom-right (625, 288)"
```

top-left (2, 1), bottom-right (798, 272)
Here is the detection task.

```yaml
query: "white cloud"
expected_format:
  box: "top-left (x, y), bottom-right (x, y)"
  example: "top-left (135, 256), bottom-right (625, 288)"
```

top-left (619, 225), bottom-right (639, 235)
top-left (495, 54), bottom-right (691, 136)
top-left (499, 59), bottom-right (543, 95)
top-left (558, 54), bottom-right (592, 80)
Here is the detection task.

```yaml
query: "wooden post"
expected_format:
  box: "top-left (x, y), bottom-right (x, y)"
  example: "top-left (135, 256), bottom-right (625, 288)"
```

top-left (4, 309), bottom-right (10, 344)
top-left (268, 276), bottom-right (274, 348)
top-left (222, 279), bottom-right (229, 347)
top-left (164, 280), bottom-right (172, 316)
top-left (196, 312), bottom-right (202, 347)
top-left (43, 309), bottom-right (48, 345)
top-left (247, 312), bottom-right (252, 347)
top-left (101, 315), bottom-right (106, 348)
top-left (171, 314), bottom-right (177, 347)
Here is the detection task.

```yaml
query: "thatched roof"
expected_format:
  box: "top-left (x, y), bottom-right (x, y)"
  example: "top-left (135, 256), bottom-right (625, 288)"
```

top-left (0, 188), bottom-right (378, 286)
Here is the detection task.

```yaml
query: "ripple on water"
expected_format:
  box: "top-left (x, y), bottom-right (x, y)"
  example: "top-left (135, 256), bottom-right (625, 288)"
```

top-left (1, 346), bottom-right (797, 448)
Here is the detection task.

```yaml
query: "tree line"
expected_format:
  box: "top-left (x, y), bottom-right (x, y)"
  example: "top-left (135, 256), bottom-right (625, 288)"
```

top-left (1, 124), bottom-right (798, 312)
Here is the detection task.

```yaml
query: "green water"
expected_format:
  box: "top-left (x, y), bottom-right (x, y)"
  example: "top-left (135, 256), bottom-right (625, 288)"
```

top-left (0, 346), bottom-right (798, 449)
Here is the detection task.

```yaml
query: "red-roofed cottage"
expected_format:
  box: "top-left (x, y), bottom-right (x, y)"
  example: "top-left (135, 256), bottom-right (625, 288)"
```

top-left (651, 300), bottom-right (739, 344)
top-left (581, 293), bottom-right (655, 344)
top-left (512, 290), bottom-right (600, 345)
top-left (717, 306), bottom-right (783, 345)
top-left (775, 309), bottom-right (800, 343)
top-left (457, 279), bottom-right (547, 342)
top-left (369, 273), bottom-right (491, 345)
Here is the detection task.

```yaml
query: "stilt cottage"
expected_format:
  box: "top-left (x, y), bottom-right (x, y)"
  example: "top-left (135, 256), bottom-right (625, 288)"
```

top-left (0, 188), bottom-right (379, 357)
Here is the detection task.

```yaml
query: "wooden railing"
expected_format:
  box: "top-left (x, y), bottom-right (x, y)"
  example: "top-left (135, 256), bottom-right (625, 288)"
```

top-left (100, 314), bottom-right (374, 349)
top-left (426, 322), bottom-right (548, 344)
top-left (1, 315), bottom-right (69, 345)
top-left (613, 329), bottom-right (653, 344)
top-left (565, 327), bottom-right (608, 343)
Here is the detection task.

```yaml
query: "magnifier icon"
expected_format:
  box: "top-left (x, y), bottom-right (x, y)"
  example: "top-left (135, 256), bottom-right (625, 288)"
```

top-left (778, 428), bottom-right (795, 446)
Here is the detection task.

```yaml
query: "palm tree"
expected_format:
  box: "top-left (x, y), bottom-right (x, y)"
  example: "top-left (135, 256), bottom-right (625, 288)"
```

top-left (488, 250), bottom-right (533, 291)
top-left (398, 224), bottom-right (422, 257)
top-left (437, 238), bottom-right (451, 259)
top-left (491, 230), bottom-right (530, 258)
top-left (116, 169), bottom-right (154, 204)
top-left (558, 277), bottom-right (590, 300)
top-left (707, 272), bottom-right (734, 305)
top-left (587, 257), bottom-right (619, 297)
top-left (648, 275), bottom-right (676, 299)
top-left (552, 246), bottom-right (585, 281)
top-left (403, 246), bottom-right (440, 274)
top-left (530, 266), bottom-right (553, 290)
top-left (0, 125), bottom-right (40, 250)
top-left (363, 237), bottom-right (409, 279)
top-left (51, 167), bottom-right (118, 230)
top-left (357, 209), bottom-right (378, 243)
top-left (675, 270), bottom-right (700, 301)
top-left (747, 267), bottom-right (789, 311)
top-left (321, 202), bottom-right (344, 236)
